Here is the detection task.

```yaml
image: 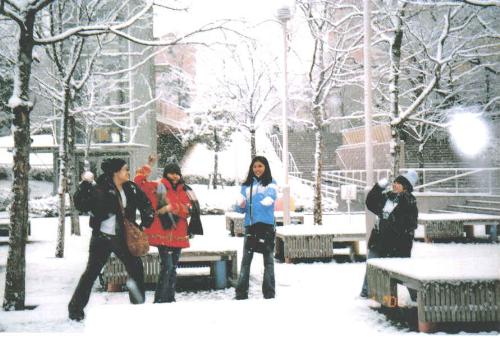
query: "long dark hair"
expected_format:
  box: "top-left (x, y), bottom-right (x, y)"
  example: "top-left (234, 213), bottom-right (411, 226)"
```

top-left (242, 156), bottom-right (272, 187)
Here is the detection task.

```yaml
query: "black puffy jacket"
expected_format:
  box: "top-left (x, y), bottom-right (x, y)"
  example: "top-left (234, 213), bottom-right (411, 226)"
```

top-left (366, 183), bottom-right (418, 257)
top-left (74, 174), bottom-right (154, 236)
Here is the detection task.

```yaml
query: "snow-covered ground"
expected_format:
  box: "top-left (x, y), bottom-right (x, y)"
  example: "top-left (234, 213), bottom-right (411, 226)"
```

top-left (0, 184), bottom-right (499, 337)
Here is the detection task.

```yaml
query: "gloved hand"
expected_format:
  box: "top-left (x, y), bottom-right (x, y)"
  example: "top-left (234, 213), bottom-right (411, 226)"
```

top-left (81, 171), bottom-right (94, 183)
top-left (377, 177), bottom-right (389, 189)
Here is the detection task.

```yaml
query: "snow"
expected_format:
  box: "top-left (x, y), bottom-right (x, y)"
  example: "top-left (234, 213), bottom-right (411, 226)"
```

top-left (369, 255), bottom-right (500, 281)
top-left (0, 183), bottom-right (498, 336)
top-left (418, 212), bottom-right (500, 222)
top-left (0, 135), bottom-right (54, 167)
top-left (181, 130), bottom-right (287, 184)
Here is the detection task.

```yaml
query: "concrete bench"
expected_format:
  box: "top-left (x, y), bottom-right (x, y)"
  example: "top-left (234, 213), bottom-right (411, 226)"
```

top-left (274, 224), bottom-right (366, 263)
top-left (101, 249), bottom-right (238, 291)
top-left (367, 257), bottom-right (500, 333)
top-left (225, 211), bottom-right (304, 237)
top-left (418, 213), bottom-right (500, 242)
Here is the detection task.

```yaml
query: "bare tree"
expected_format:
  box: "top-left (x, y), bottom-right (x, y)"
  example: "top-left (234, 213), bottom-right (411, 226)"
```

top-left (0, 0), bottom-right (237, 311)
top-left (216, 41), bottom-right (280, 160)
top-left (295, 0), bottom-right (363, 225)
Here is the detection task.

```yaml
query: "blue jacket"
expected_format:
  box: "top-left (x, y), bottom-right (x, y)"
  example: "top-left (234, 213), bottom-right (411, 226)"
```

top-left (235, 177), bottom-right (277, 227)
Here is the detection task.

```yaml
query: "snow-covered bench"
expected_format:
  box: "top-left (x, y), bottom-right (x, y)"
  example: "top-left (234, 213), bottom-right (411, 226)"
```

top-left (274, 224), bottom-right (366, 263)
top-left (367, 256), bottom-right (500, 333)
top-left (225, 211), bottom-right (305, 236)
top-left (418, 212), bottom-right (500, 242)
top-left (101, 249), bottom-right (238, 291)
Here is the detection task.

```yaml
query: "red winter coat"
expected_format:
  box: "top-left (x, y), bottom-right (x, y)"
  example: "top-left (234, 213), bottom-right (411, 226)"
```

top-left (136, 176), bottom-right (190, 248)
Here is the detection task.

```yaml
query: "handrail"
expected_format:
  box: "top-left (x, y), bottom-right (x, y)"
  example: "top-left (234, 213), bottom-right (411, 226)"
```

top-left (269, 134), bottom-right (302, 179)
top-left (322, 167), bottom-right (500, 194)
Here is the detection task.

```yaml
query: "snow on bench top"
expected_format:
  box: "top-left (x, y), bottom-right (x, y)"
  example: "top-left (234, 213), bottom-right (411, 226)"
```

top-left (368, 256), bottom-right (500, 281)
top-left (276, 223), bottom-right (366, 236)
top-left (418, 212), bottom-right (500, 222)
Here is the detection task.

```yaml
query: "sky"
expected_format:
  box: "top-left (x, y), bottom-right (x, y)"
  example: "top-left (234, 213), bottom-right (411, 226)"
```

top-left (153, 0), bottom-right (294, 37)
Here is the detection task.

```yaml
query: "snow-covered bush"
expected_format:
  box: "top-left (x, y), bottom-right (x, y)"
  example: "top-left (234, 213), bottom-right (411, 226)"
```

top-left (0, 165), bottom-right (10, 179)
top-left (29, 167), bottom-right (54, 181)
top-left (0, 188), bottom-right (11, 210)
top-left (28, 195), bottom-right (69, 217)
top-left (184, 175), bottom-right (236, 187)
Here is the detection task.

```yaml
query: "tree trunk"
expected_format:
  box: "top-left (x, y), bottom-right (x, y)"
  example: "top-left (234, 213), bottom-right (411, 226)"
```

top-left (250, 129), bottom-right (256, 159)
top-left (213, 152), bottom-right (219, 189)
top-left (3, 13), bottom-right (35, 311)
top-left (212, 129), bottom-right (219, 189)
top-left (389, 6), bottom-right (404, 179)
top-left (313, 127), bottom-right (323, 226)
top-left (391, 128), bottom-right (403, 178)
top-left (68, 115), bottom-right (80, 235)
top-left (417, 141), bottom-right (425, 192)
top-left (55, 87), bottom-right (70, 258)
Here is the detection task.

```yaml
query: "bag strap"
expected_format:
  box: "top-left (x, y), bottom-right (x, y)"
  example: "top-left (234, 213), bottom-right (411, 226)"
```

top-left (249, 181), bottom-right (254, 225)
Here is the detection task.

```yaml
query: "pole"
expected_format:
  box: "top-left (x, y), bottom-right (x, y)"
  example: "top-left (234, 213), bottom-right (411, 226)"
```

top-left (281, 18), bottom-right (291, 226)
top-left (363, 0), bottom-right (374, 241)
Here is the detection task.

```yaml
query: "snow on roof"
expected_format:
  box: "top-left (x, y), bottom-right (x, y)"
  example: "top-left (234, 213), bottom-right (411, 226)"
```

top-left (0, 134), bottom-right (56, 149)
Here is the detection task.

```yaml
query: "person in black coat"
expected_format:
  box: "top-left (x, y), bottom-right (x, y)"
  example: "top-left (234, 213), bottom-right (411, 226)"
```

top-left (68, 158), bottom-right (154, 321)
top-left (360, 170), bottom-right (418, 298)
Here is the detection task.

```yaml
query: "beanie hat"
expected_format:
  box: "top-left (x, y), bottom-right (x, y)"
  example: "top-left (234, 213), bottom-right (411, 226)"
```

top-left (163, 157), bottom-right (182, 177)
top-left (394, 170), bottom-right (418, 192)
top-left (101, 158), bottom-right (126, 176)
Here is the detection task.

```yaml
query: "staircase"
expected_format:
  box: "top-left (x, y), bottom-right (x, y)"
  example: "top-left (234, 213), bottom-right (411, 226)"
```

top-left (445, 195), bottom-right (500, 215)
top-left (275, 130), bottom-right (342, 180)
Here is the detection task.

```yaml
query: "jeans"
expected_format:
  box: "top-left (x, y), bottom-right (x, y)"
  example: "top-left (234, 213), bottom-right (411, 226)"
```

top-left (69, 232), bottom-right (145, 315)
top-left (154, 246), bottom-right (181, 303)
top-left (236, 228), bottom-right (275, 299)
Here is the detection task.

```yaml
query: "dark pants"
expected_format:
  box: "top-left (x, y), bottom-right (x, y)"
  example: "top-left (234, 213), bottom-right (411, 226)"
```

top-left (236, 227), bottom-right (275, 299)
top-left (154, 246), bottom-right (181, 303)
top-left (68, 232), bottom-right (145, 314)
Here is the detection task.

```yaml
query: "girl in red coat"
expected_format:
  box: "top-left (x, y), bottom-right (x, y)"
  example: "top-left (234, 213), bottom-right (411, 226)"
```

top-left (135, 158), bottom-right (192, 303)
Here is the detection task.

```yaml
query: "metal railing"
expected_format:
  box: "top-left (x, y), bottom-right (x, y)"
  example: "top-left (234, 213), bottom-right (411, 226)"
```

top-left (322, 167), bottom-right (500, 194)
top-left (267, 133), bottom-right (337, 206)
top-left (290, 175), bottom-right (339, 210)
top-left (269, 134), bottom-right (302, 179)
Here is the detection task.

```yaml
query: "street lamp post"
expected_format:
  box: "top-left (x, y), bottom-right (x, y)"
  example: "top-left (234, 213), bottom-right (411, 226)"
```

top-left (277, 6), bottom-right (292, 226)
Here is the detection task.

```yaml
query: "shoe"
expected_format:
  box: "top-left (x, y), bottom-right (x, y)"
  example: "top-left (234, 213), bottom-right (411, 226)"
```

top-left (263, 294), bottom-right (275, 299)
top-left (69, 308), bottom-right (84, 322)
top-left (359, 291), bottom-right (368, 299)
top-left (234, 294), bottom-right (248, 300)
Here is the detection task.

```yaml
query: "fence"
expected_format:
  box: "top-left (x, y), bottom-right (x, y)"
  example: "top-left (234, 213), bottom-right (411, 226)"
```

top-left (322, 168), bottom-right (500, 194)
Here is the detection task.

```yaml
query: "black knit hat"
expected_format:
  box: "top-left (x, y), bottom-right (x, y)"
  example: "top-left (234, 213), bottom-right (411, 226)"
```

top-left (163, 157), bottom-right (182, 177)
top-left (101, 158), bottom-right (126, 176)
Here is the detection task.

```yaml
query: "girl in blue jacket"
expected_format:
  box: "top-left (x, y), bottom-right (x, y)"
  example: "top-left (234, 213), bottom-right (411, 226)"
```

top-left (235, 156), bottom-right (277, 299)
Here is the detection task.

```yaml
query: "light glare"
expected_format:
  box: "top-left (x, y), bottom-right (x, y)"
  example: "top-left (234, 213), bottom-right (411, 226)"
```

top-left (449, 113), bottom-right (489, 157)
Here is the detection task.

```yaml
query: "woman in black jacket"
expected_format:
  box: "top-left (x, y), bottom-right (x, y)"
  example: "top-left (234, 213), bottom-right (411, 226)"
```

top-left (360, 170), bottom-right (418, 298)
top-left (68, 158), bottom-right (154, 321)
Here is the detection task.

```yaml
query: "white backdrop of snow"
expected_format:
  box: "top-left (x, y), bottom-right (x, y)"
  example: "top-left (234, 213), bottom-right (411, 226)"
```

top-left (0, 185), bottom-right (498, 336)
